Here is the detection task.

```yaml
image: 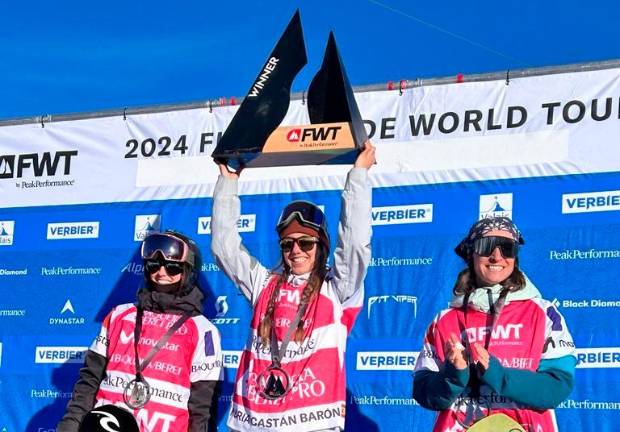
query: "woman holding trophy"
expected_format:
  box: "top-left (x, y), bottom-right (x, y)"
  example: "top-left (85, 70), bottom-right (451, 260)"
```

top-left (211, 143), bottom-right (375, 432)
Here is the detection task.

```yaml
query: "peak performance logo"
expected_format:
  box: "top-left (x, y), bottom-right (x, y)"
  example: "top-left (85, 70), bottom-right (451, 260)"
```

top-left (0, 150), bottom-right (78, 179)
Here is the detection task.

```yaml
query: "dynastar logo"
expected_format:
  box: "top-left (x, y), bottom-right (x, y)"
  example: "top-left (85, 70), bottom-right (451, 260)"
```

top-left (0, 221), bottom-right (15, 246)
top-left (134, 214), bottom-right (160, 241)
top-left (367, 294), bottom-right (417, 319)
top-left (479, 193), bottom-right (513, 219)
top-left (49, 299), bottom-right (85, 325)
top-left (248, 57), bottom-right (279, 97)
top-left (0, 150), bottom-right (78, 179)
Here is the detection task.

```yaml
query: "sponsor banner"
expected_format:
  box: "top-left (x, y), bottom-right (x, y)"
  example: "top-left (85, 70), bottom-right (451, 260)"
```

top-left (562, 190), bottom-right (620, 214)
top-left (367, 295), bottom-right (417, 319)
top-left (47, 222), bottom-right (99, 240)
top-left (552, 298), bottom-right (620, 308)
top-left (557, 399), bottom-right (620, 410)
top-left (134, 214), bottom-right (160, 241)
top-left (549, 249), bottom-right (620, 261)
top-left (34, 346), bottom-right (88, 364)
top-left (356, 351), bottom-right (418, 371)
top-left (479, 193), bottom-right (513, 219)
top-left (2, 68), bottom-right (620, 208)
top-left (576, 348), bottom-right (620, 368)
top-left (40, 266), bottom-right (101, 276)
top-left (197, 214), bottom-right (256, 234)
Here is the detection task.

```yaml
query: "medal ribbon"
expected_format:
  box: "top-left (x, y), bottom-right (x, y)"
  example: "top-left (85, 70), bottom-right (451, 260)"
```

top-left (133, 307), bottom-right (192, 381)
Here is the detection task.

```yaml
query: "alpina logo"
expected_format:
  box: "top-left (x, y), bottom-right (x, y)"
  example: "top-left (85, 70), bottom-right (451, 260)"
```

top-left (134, 214), bottom-right (161, 241)
top-left (286, 129), bottom-right (301, 142)
top-left (479, 193), bottom-right (513, 219)
top-left (0, 221), bottom-right (15, 246)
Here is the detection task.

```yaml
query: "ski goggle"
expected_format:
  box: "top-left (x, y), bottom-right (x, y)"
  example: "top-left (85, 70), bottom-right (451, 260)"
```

top-left (473, 236), bottom-right (519, 259)
top-left (276, 201), bottom-right (327, 234)
top-left (279, 236), bottom-right (319, 253)
top-left (144, 259), bottom-right (185, 276)
top-left (141, 233), bottom-right (195, 266)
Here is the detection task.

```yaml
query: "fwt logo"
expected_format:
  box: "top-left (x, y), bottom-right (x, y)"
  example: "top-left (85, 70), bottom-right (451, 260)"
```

top-left (197, 214), bottom-right (256, 235)
top-left (47, 222), bottom-right (99, 240)
top-left (562, 190), bottom-right (620, 214)
top-left (285, 126), bottom-right (341, 142)
top-left (367, 294), bottom-right (417, 319)
top-left (479, 193), bottom-right (513, 219)
top-left (0, 150), bottom-right (78, 179)
top-left (212, 296), bottom-right (240, 324)
top-left (134, 214), bottom-right (160, 241)
top-left (0, 221), bottom-right (15, 245)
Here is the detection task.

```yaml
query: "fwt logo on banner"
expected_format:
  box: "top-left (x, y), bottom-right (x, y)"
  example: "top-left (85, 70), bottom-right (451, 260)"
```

top-left (47, 222), bottom-right (99, 240)
top-left (562, 190), bottom-right (620, 214)
top-left (197, 214), bottom-right (256, 235)
top-left (0, 221), bottom-right (15, 245)
top-left (0, 150), bottom-right (78, 179)
top-left (212, 296), bottom-right (240, 324)
top-left (479, 193), bottom-right (513, 219)
top-left (134, 214), bottom-right (161, 241)
top-left (367, 294), bottom-right (417, 319)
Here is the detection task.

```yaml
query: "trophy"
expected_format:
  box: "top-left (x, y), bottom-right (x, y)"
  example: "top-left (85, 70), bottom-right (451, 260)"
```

top-left (212, 10), bottom-right (368, 169)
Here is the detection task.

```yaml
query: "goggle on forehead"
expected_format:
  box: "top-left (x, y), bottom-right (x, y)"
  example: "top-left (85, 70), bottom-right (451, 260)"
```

top-left (141, 233), bottom-right (195, 267)
top-left (276, 201), bottom-right (327, 233)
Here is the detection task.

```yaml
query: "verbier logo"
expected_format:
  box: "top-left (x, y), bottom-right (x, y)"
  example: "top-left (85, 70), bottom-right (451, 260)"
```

top-left (197, 214), bottom-right (256, 235)
top-left (562, 190), bottom-right (620, 214)
top-left (47, 222), bottom-right (99, 240)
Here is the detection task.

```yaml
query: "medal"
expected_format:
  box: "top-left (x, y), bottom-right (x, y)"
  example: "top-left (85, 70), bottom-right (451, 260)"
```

top-left (258, 365), bottom-right (291, 400)
top-left (123, 378), bottom-right (151, 409)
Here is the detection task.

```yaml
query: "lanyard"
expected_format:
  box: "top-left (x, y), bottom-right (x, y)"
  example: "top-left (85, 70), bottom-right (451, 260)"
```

top-left (269, 302), bottom-right (308, 367)
top-left (133, 307), bottom-right (191, 381)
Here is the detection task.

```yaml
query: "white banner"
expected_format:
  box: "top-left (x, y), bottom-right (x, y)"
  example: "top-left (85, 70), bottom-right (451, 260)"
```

top-left (2, 68), bottom-right (620, 208)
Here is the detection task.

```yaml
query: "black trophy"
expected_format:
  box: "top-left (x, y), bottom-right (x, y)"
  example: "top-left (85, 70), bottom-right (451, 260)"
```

top-left (211, 10), bottom-right (367, 169)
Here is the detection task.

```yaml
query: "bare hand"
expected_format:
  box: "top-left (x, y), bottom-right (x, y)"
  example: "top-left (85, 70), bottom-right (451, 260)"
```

top-left (354, 141), bottom-right (376, 169)
top-left (216, 160), bottom-right (242, 179)
top-left (471, 343), bottom-right (490, 372)
top-left (445, 333), bottom-right (468, 370)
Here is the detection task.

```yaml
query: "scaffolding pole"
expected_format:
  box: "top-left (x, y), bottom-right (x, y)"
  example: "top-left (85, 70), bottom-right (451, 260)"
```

top-left (1, 58), bottom-right (619, 128)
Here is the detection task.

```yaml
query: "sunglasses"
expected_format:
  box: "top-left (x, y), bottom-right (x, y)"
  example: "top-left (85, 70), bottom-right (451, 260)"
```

top-left (141, 233), bottom-right (195, 266)
top-left (279, 236), bottom-right (319, 253)
top-left (144, 259), bottom-right (185, 276)
top-left (473, 236), bottom-right (519, 259)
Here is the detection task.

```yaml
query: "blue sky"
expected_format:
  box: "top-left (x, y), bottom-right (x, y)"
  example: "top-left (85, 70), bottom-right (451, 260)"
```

top-left (0, 1), bottom-right (617, 120)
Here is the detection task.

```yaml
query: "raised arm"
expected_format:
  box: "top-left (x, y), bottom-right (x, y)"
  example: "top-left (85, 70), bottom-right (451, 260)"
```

top-left (332, 142), bottom-right (375, 303)
top-left (210, 162), bottom-right (269, 304)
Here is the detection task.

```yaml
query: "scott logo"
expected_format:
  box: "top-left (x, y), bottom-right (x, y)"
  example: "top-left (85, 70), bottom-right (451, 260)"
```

top-left (286, 126), bottom-right (341, 142)
top-left (0, 151), bottom-right (78, 179)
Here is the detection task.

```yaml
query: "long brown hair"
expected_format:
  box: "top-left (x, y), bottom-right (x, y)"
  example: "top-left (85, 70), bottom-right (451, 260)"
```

top-left (452, 258), bottom-right (526, 297)
top-left (258, 244), bottom-right (328, 344)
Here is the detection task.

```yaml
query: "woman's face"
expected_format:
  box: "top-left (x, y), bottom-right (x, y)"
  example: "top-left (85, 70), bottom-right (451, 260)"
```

top-left (473, 229), bottom-right (516, 286)
top-left (149, 264), bottom-right (183, 293)
top-left (282, 232), bottom-right (318, 275)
